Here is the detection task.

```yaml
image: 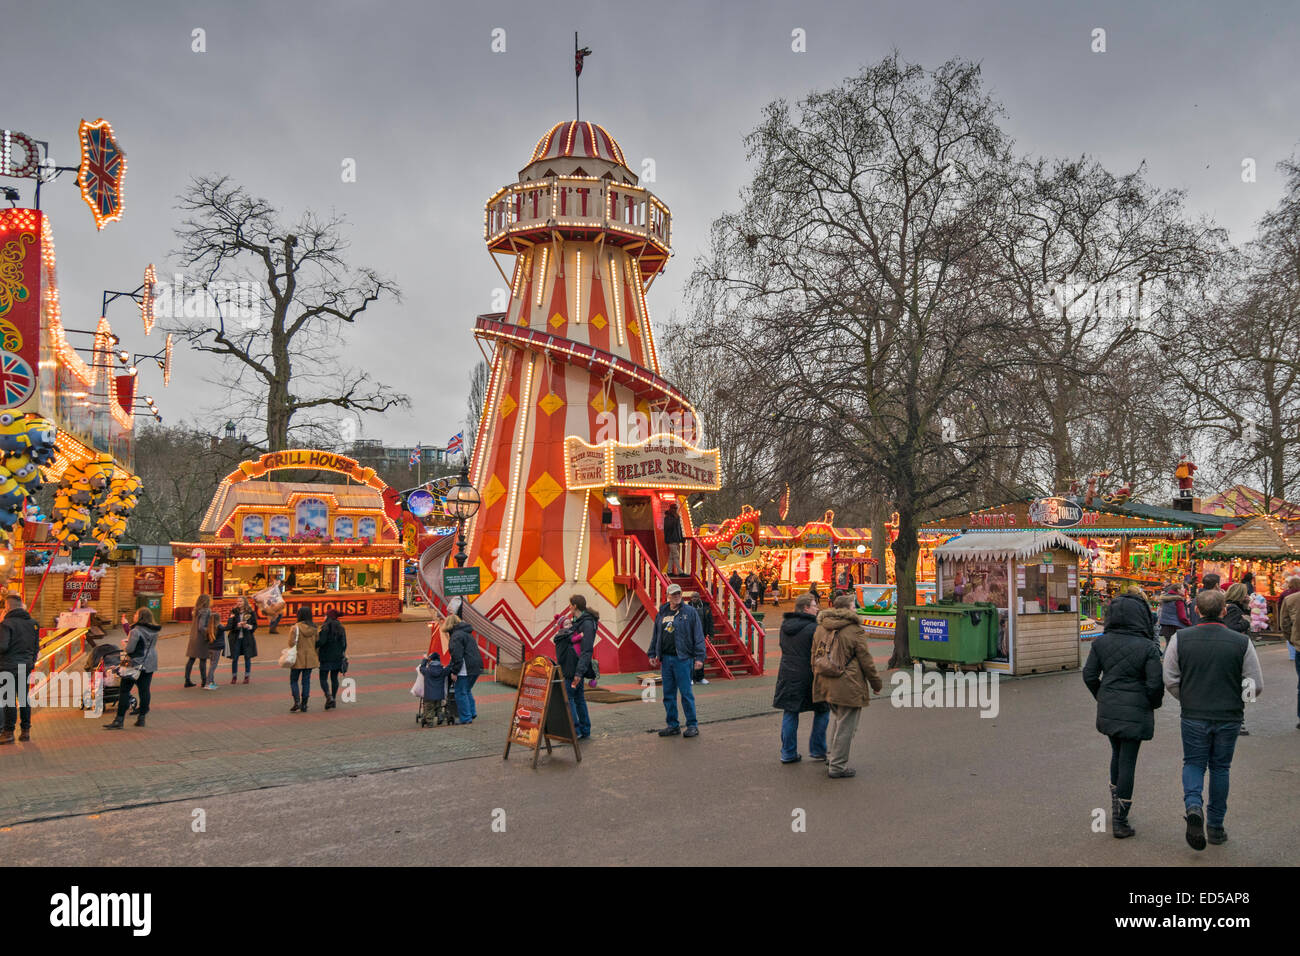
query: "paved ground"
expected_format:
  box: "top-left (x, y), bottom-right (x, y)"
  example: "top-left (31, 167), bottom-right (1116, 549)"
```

top-left (2, 605), bottom-right (1297, 865)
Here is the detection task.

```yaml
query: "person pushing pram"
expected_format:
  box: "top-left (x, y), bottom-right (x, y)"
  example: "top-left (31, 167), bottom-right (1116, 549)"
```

top-left (413, 650), bottom-right (457, 727)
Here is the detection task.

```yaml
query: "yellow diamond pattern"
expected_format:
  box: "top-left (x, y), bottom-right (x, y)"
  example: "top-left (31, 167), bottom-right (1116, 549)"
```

top-left (589, 312), bottom-right (607, 330)
top-left (628, 321), bottom-right (641, 338)
top-left (538, 392), bottom-right (565, 416)
top-left (527, 471), bottom-right (563, 509)
top-left (518, 556), bottom-right (564, 607)
top-left (589, 557), bottom-right (621, 607)
top-left (481, 474), bottom-right (505, 510)
top-left (590, 392), bottom-right (615, 413)
top-left (498, 393), bottom-right (517, 419)
top-left (549, 312), bottom-right (566, 329)
top-left (471, 555), bottom-right (495, 592)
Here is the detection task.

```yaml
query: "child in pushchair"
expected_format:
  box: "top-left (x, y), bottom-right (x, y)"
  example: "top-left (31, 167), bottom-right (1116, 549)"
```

top-left (82, 642), bottom-right (138, 715)
top-left (414, 650), bottom-right (458, 727)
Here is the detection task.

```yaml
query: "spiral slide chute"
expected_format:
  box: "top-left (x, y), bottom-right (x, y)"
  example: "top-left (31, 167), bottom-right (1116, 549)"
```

top-left (416, 533), bottom-right (523, 667)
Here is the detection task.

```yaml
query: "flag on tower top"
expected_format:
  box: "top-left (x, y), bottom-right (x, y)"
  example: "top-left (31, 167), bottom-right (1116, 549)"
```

top-left (409, 444), bottom-right (421, 468)
top-left (575, 43), bottom-right (592, 76)
top-left (447, 432), bottom-right (465, 455)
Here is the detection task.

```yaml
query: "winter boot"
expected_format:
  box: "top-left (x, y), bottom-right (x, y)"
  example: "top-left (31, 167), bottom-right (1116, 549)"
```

top-left (1113, 798), bottom-right (1135, 839)
top-left (103, 718), bottom-right (124, 730)
top-left (290, 700), bottom-right (300, 712)
top-left (18, 728), bottom-right (31, 742)
top-left (134, 714), bottom-right (146, 728)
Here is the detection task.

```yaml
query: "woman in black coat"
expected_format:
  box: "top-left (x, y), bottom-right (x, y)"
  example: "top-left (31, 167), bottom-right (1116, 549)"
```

top-left (1082, 593), bottom-right (1164, 839)
top-left (315, 609), bottom-right (348, 710)
top-left (772, 594), bottom-right (827, 764)
top-left (226, 597), bottom-right (259, 684)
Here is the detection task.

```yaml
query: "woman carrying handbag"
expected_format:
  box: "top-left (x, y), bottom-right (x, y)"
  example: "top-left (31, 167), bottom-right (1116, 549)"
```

top-left (282, 606), bottom-right (319, 712)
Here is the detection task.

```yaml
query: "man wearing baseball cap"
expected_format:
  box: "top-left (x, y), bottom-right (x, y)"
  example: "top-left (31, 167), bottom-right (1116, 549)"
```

top-left (648, 582), bottom-right (707, 737)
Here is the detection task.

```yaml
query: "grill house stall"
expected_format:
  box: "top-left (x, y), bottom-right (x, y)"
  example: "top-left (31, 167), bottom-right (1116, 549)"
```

top-left (170, 450), bottom-right (405, 623)
top-left (933, 530), bottom-right (1089, 675)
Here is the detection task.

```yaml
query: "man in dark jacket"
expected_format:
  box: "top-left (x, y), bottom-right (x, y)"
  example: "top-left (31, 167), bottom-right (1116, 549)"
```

top-left (1082, 592), bottom-right (1165, 838)
top-left (0, 594), bottom-right (39, 744)
top-left (447, 619), bottom-right (483, 724)
top-left (648, 583), bottom-right (705, 737)
top-left (729, 570), bottom-right (744, 598)
top-left (1163, 588), bottom-right (1264, 850)
top-left (1188, 572), bottom-right (1221, 624)
top-left (773, 592), bottom-right (826, 764)
top-left (554, 594), bottom-right (597, 739)
top-left (662, 503), bottom-right (685, 576)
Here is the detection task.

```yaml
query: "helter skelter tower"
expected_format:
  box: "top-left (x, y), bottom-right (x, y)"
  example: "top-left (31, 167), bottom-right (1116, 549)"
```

top-left (464, 120), bottom-right (721, 673)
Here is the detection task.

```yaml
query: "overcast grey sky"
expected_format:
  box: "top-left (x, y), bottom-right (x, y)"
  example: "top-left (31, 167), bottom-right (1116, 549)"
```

top-left (6, 0), bottom-right (1298, 447)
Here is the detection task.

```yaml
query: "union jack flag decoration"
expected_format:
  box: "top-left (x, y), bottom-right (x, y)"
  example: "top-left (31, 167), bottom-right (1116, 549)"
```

top-left (447, 431), bottom-right (465, 455)
top-left (409, 443), bottom-right (421, 468)
top-left (0, 353), bottom-right (35, 407)
top-left (575, 44), bottom-right (592, 76)
top-left (77, 118), bottom-right (127, 230)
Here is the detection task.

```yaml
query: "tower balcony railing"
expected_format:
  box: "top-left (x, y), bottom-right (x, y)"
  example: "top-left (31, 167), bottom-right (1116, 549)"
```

top-left (485, 176), bottom-right (671, 256)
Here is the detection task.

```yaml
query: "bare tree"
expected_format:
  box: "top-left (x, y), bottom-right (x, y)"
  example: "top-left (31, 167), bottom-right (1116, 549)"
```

top-left (993, 157), bottom-right (1220, 492)
top-left (690, 55), bottom-right (1037, 665)
top-left (127, 423), bottom-right (249, 542)
top-left (463, 359), bottom-right (489, 465)
top-left (169, 175), bottom-right (408, 450)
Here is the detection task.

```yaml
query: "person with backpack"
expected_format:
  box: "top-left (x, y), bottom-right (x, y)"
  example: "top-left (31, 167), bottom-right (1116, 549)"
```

top-left (554, 594), bottom-right (597, 739)
top-left (1163, 588), bottom-right (1264, 849)
top-left (688, 592), bottom-right (713, 685)
top-left (1082, 592), bottom-right (1165, 839)
top-left (773, 592), bottom-right (826, 763)
top-left (810, 593), bottom-right (882, 778)
top-left (1156, 583), bottom-right (1191, 647)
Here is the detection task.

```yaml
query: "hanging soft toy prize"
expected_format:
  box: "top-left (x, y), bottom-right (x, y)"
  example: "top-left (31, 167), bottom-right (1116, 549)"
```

top-left (0, 414), bottom-right (57, 531)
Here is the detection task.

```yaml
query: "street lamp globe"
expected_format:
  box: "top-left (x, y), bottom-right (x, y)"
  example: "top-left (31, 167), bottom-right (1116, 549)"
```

top-left (443, 466), bottom-right (481, 522)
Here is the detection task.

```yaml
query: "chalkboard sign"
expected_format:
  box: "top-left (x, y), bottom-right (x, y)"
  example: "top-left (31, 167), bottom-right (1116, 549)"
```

top-left (503, 656), bottom-right (581, 767)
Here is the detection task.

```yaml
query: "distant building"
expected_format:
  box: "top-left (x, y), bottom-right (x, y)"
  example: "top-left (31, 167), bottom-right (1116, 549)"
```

top-left (347, 439), bottom-right (460, 470)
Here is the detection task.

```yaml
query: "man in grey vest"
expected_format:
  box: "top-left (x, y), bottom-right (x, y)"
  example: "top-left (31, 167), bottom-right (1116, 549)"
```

top-left (1163, 588), bottom-right (1263, 850)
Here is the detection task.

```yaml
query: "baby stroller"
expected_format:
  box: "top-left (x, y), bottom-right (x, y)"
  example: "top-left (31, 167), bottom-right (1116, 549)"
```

top-left (417, 690), bottom-right (458, 727)
top-left (81, 643), bottom-right (138, 715)
top-left (413, 654), bottom-right (459, 727)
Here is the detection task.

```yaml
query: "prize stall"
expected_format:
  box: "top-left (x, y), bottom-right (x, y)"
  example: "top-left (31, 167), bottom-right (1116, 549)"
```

top-left (171, 450), bottom-right (406, 624)
top-left (1198, 516), bottom-right (1300, 631)
top-left (932, 530), bottom-right (1087, 675)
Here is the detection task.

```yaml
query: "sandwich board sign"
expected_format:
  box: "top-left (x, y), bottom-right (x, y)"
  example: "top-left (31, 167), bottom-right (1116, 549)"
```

top-left (503, 655), bottom-right (581, 768)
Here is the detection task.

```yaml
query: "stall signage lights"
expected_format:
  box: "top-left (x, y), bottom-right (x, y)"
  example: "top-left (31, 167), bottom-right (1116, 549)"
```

top-left (1028, 497), bottom-right (1088, 528)
top-left (0, 129), bottom-right (40, 179)
top-left (563, 433), bottom-right (721, 492)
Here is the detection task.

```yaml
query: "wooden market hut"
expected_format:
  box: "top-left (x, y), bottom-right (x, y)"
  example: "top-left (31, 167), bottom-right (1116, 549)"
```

top-left (1199, 516), bottom-right (1300, 625)
top-left (934, 530), bottom-right (1089, 676)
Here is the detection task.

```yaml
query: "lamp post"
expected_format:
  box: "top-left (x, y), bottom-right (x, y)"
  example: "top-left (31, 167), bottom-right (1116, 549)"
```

top-left (443, 462), bottom-right (481, 568)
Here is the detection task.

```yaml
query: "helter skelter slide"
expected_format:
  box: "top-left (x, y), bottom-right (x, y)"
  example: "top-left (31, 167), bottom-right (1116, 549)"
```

top-left (418, 120), bottom-right (764, 679)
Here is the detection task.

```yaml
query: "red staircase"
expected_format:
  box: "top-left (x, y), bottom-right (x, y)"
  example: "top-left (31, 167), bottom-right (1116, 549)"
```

top-left (613, 535), bottom-right (765, 678)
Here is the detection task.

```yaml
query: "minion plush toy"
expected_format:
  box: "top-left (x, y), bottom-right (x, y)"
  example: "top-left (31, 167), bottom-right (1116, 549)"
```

top-left (0, 414), bottom-right (32, 455)
top-left (24, 417), bottom-right (56, 465)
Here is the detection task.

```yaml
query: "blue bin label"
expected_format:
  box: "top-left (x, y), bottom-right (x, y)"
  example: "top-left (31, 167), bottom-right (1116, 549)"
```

top-left (919, 618), bottom-right (949, 642)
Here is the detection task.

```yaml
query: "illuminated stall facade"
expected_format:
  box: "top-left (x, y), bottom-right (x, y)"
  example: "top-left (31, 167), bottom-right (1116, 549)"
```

top-left (171, 450), bottom-right (405, 623)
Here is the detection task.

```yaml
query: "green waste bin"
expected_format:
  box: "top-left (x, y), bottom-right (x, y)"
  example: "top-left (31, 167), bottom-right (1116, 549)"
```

top-left (905, 600), bottom-right (998, 665)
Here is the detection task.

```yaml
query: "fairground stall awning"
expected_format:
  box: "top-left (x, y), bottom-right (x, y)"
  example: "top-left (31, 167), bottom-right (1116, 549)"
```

top-left (935, 530), bottom-right (1090, 562)
top-left (1200, 516), bottom-right (1300, 561)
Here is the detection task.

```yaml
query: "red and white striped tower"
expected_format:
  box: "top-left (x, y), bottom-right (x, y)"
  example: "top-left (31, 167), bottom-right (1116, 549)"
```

top-left (465, 121), bottom-right (718, 672)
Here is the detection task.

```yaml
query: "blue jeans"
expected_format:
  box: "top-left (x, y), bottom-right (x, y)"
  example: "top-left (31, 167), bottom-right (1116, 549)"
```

top-left (661, 656), bottom-right (698, 730)
top-left (1180, 718), bottom-right (1241, 827)
top-left (290, 668), bottom-right (311, 702)
top-left (780, 709), bottom-right (829, 761)
top-left (455, 673), bottom-right (478, 723)
top-left (567, 679), bottom-right (590, 737)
